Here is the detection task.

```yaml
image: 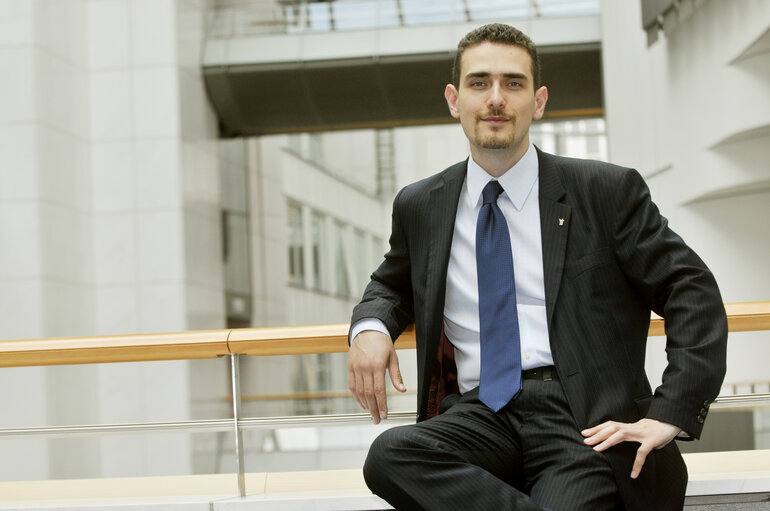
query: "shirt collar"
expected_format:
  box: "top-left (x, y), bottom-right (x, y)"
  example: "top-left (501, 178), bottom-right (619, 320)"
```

top-left (467, 143), bottom-right (539, 211)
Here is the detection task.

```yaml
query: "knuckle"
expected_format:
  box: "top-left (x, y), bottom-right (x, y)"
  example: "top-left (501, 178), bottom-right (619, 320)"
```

top-left (362, 361), bottom-right (384, 372)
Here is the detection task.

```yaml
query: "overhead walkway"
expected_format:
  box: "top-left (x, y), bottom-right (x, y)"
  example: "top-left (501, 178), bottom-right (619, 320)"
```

top-left (202, 0), bottom-right (604, 135)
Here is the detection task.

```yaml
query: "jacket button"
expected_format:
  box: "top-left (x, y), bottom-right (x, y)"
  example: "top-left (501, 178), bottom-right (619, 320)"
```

top-left (697, 416), bottom-right (705, 424)
top-left (703, 400), bottom-right (710, 408)
top-left (700, 408), bottom-right (707, 415)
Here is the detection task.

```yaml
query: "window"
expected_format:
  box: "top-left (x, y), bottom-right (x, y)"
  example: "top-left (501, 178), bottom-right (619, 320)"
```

top-left (333, 221), bottom-right (350, 297)
top-left (311, 211), bottom-right (325, 291)
top-left (287, 202), bottom-right (305, 286)
top-left (309, 133), bottom-right (324, 163)
top-left (219, 139), bottom-right (252, 328)
top-left (530, 118), bottom-right (607, 161)
top-left (287, 133), bottom-right (302, 154)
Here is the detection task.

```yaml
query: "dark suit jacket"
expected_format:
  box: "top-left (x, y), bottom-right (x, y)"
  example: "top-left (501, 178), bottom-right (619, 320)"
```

top-left (351, 149), bottom-right (727, 510)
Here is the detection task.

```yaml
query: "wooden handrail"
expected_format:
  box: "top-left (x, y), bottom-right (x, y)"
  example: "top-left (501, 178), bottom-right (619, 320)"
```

top-left (0, 330), bottom-right (231, 368)
top-left (0, 302), bottom-right (767, 368)
top-left (647, 301), bottom-right (770, 336)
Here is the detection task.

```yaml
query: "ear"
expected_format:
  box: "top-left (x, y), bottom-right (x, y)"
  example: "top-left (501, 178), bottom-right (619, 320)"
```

top-left (444, 84), bottom-right (460, 119)
top-left (532, 86), bottom-right (548, 120)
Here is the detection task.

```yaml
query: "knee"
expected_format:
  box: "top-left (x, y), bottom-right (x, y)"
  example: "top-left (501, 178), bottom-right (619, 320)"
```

top-left (363, 427), bottom-right (403, 492)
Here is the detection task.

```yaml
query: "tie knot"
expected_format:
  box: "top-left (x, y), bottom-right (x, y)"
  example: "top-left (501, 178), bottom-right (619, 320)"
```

top-left (482, 180), bottom-right (504, 205)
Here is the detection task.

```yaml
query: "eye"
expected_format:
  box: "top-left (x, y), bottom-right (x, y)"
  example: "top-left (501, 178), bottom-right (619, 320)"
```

top-left (508, 80), bottom-right (522, 88)
top-left (470, 80), bottom-right (486, 88)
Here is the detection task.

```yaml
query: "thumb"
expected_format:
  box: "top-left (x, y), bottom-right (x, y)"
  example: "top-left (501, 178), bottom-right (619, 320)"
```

top-left (388, 351), bottom-right (406, 392)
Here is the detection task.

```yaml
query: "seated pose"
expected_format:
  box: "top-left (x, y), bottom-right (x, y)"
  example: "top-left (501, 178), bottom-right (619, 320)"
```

top-left (348, 23), bottom-right (727, 511)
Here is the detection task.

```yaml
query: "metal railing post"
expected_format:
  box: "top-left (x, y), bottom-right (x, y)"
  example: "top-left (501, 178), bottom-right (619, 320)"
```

top-left (230, 353), bottom-right (246, 497)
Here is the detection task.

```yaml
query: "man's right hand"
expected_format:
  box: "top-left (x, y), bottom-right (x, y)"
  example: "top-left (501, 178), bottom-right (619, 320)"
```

top-left (348, 330), bottom-right (406, 424)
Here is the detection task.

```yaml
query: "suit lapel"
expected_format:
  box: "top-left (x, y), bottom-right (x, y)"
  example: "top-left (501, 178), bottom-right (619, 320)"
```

top-left (537, 149), bottom-right (571, 330)
top-left (424, 161), bottom-right (466, 343)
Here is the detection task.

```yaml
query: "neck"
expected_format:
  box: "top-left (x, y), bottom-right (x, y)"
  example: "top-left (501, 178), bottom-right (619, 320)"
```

top-left (470, 139), bottom-right (530, 178)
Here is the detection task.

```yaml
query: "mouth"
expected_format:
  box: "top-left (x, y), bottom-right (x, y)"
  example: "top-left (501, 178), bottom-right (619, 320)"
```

top-left (480, 115), bottom-right (510, 125)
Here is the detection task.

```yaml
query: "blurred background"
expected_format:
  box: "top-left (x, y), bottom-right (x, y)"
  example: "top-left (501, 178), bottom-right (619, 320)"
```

top-left (0, 0), bottom-right (768, 483)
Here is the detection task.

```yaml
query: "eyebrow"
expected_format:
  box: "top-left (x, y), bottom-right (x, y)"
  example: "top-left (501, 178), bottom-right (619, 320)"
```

top-left (464, 72), bottom-right (529, 81)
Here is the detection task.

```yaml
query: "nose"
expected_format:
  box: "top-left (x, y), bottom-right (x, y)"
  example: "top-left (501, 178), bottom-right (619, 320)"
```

top-left (487, 83), bottom-right (505, 110)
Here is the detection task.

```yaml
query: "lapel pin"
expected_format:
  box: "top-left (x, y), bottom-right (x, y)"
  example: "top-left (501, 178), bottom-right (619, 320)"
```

top-left (558, 218), bottom-right (565, 226)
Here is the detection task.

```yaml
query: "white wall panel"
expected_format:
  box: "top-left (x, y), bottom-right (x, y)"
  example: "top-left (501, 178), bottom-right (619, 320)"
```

top-left (94, 285), bottom-right (139, 335)
top-left (92, 213), bottom-right (137, 284)
top-left (0, 125), bottom-right (38, 200)
top-left (89, 70), bottom-right (132, 140)
top-left (131, 67), bottom-right (180, 138)
top-left (137, 210), bottom-right (185, 283)
top-left (0, 47), bottom-right (35, 122)
top-left (36, 127), bottom-right (90, 208)
top-left (87, 0), bottom-right (129, 69)
top-left (39, 203), bottom-right (91, 283)
top-left (0, 279), bottom-right (43, 340)
top-left (34, 0), bottom-right (87, 66)
top-left (0, 0), bottom-right (33, 46)
top-left (91, 141), bottom-right (134, 212)
top-left (134, 138), bottom-right (183, 210)
top-left (0, 201), bottom-right (41, 279)
top-left (129, 0), bottom-right (176, 67)
top-left (137, 283), bottom-right (186, 333)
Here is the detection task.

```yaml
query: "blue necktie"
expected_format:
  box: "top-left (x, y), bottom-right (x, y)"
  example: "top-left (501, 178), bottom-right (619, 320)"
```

top-left (476, 180), bottom-right (522, 412)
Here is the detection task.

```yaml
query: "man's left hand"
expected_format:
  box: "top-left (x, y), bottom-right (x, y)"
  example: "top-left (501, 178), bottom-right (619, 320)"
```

top-left (581, 418), bottom-right (681, 479)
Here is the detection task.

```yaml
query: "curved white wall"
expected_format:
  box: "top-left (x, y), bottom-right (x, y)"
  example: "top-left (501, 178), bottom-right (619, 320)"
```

top-left (600, 0), bottom-right (770, 390)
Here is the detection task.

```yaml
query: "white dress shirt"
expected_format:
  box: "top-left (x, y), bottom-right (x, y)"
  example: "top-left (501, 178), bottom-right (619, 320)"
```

top-left (352, 143), bottom-right (553, 394)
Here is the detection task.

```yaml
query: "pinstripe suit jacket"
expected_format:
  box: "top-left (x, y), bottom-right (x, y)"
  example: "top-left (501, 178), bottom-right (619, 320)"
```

top-left (351, 148), bottom-right (727, 509)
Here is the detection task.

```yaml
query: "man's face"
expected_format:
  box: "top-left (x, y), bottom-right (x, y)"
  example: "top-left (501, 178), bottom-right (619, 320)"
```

top-left (444, 42), bottom-right (547, 159)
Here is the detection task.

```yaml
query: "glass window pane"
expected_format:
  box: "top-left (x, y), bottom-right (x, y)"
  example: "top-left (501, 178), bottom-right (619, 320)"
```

top-left (224, 212), bottom-right (250, 295)
top-left (311, 212), bottom-right (324, 291)
top-left (530, 117), bottom-right (607, 160)
top-left (401, 0), bottom-right (465, 25)
top-left (536, 0), bottom-right (599, 17)
top-left (334, 221), bottom-right (350, 297)
top-left (332, 0), bottom-right (400, 31)
top-left (287, 203), bottom-right (305, 286)
top-left (307, 2), bottom-right (332, 32)
top-left (467, 0), bottom-right (528, 22)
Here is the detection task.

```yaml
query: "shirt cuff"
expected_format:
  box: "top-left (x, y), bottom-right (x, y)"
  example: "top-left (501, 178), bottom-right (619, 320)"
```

top-left (349, 318), bottom-right (391, 346)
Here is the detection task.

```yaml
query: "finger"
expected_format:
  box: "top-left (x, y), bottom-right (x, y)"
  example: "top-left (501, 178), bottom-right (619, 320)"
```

top-left (592, 429), bottom-right (628, 452)
top-left (363, 373), bottom-right (381, 424)
top-left (374, 370), bottom-right (389, 421)
top-left (353, 371), bottom-right (367, 410)
top-left (583, 423), bottom-right (620, 445)
top-left (631, 444), bottom-right (652, 479)
top-left (348, 366), bottom-right (362, 408)
top-left (388, 352), bottom-right (406, 392)
top-left (581, 421), bottom-right (614, 437)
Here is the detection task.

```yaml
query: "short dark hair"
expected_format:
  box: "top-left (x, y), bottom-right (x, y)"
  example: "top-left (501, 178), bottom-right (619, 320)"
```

top-left (452, 23), bottom-right (541, 89)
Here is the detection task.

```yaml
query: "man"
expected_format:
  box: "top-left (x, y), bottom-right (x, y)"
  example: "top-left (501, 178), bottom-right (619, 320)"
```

top-left (348, 23), bottom-right (727, 511)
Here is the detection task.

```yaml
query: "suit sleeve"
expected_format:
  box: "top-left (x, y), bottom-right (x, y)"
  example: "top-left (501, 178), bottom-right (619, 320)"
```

top-left (611, 169), bottom-right (727, 438)
top-left (350, 188), bottom-right (415, 342)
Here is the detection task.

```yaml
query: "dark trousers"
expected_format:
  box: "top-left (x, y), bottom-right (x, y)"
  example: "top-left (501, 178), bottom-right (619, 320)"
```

top-left (364, 379), bottom-right (623, 511)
